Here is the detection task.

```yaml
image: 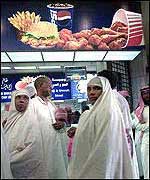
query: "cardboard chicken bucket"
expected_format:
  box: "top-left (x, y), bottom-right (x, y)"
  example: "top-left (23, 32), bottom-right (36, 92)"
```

top-left (111, 8), bottom-right (144, 48)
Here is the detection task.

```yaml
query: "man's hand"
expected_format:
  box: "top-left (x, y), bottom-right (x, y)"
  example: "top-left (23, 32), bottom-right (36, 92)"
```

top-left (52, 121), bottom-right (65, 130)
top-left (67, 127), bottom-right (77, 138)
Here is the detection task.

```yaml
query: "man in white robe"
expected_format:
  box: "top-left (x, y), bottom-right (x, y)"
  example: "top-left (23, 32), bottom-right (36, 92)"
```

top-left (97, 70), bottom-right (139, 178)
top-left (4, 89), bottom-right (48, 179)
top-left (68, 76), bottom-right (137, 179)
top-left (1, 126), bottom-right (13, 179)
top-left (131, 86), bottom-right (149, 179)
top-left (32, 76), bottom-right (68, 179)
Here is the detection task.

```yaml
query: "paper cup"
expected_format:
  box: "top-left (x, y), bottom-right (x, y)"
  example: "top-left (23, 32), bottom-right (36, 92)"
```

top-left (111, 9), bottom-right (144, 48)
top-left (47, 4), bottom-right (74, 31)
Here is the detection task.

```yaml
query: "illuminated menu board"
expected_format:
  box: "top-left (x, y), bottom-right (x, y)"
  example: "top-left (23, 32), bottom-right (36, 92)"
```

top-left (1, 1), bottom-right (145, 51)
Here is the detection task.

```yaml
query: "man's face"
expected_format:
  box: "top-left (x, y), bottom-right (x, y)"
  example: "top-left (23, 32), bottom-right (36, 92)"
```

top-left (141, 90), bottom-right (150, 105)
top-left (87, 85), bottom-right (102, 105)
top-left (15, 95), bottom-right (29, 112)
top-left (40, 81), bottom-right (52, 97)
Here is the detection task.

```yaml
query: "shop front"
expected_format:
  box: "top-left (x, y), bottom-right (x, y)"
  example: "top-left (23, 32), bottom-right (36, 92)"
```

top-left (1, 0), bottom-right (147, 112)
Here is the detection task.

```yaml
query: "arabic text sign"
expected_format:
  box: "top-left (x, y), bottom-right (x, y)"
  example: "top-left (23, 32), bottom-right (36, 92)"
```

top-left (1, 76), bottom-right (71, 102)
top-left (1, 77), bottom-right (14, 102)
top-left (51, 78), bottom-right (71, 100)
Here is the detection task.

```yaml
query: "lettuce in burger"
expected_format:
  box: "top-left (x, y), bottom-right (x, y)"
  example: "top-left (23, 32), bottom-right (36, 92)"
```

top-left (20, 21), bottom-right (59, 48)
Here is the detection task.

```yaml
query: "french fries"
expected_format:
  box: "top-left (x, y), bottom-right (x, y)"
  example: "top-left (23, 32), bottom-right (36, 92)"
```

top-left (8, 11), bottom-right (41, 32)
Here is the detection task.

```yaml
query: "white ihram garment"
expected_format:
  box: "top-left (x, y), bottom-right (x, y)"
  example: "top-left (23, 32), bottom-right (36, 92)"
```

top-left (141, 106), bottom-right (149, 179)
top-left (1, 126), bottom-right (13, 179)
top-left (4, 89), bottom-right (48, 179)
top-left (113, 89), bottom-right (139, 178)
top-left (32, 96), bottom-right (68, 179)
top-left (57, 127), bottom-right (69, 170)
top-left (68, 77), bottom-right (136, 179)
top-left (131, 106), bottom-right (149, 179)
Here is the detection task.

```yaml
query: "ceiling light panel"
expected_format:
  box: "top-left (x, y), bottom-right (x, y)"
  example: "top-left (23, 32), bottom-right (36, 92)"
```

top-left (43, 52), bottom-right (74, 61)
top-left (14, 66), bottom-right (36, 69)
top-left (7, 52), bottom-right (43, 62)
top-left (1, 67), bottom-right (11, 69)
top-left (103, 51), bottom-right (141, 61)
top-left (39, 66), bottom-right (61, 69)
top-left (1, 52), bottom-right (11, 62)
top-left (74, 51), bottom-right (107, 61)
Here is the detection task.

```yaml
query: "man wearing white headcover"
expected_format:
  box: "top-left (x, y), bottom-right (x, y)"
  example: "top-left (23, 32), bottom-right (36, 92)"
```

top-left (68, 76), bottom-right (137, 179)
top-left (131, 86), bottom-right (149, 179)
top-left (32, 76), bottom-right (68, 179)
top-left (1, 126), bottom-right (13, 179)
top-left (4, 89), bottom-right (48, 179)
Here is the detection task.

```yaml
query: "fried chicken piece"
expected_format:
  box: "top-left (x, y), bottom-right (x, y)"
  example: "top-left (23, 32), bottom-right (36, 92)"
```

top-left (98, 42), bottom-right (110, 50)
top-left (108, 37), bottom-right (127, 49)
top-left (88, 34), bottom-right (102, 46)
top-left (82, 44), bottom-right (94, 50)
top-left (91, 28), bottom-right (104, 36)
top-left (91, 27), bottom-right (118, 36)
top-left (73, 30), bottom-right (91, 39)
top-left (117, 37), bottom-right (127, 47)
top-left (63, 41), bottom-right (80, 50)
top-left (56, 39), bottom-right (65, 49)
top-left (111, 21), bottom-right (127, 31)
top-left (100, 33), bottom-right (127, 44)
top-left (59, 28), bottom-right (72, 35)
top-left (101, 27), bottom-right (119, 35)
top-left (108, 41), bottom-right (122, 50)
top-left (59, 28), bottom-right (73, 42)
top-left (118, 32), bottom-right (128, 39)
top-left (59, 32), bottom-right (73, 42)
top-left (117, 26), bottom-right (128, 34)
top-left (73, 32), bottom-right (81, 39)
top-left (77, 37), bottom-right (88, 49)
top-left (100, 34), bottom-right (118, 44)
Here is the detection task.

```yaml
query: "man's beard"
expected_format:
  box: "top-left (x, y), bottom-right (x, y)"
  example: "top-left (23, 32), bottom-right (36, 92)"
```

top-left (43, 91), bottom-right (50, 97)
top-left (143, 99), bottom-right (150, 106)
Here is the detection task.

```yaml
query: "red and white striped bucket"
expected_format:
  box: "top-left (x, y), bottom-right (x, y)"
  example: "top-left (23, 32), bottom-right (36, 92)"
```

top-left (111, 9), bottom-right (144, 48)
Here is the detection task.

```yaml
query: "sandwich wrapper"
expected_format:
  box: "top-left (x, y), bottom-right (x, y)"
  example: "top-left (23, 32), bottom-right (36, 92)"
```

top-left (111, 8), bottom-right (144, 48)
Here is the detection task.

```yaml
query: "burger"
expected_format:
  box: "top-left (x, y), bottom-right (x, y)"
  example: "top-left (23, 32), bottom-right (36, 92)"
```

top-left (20, 21), bottom-right (60, 48)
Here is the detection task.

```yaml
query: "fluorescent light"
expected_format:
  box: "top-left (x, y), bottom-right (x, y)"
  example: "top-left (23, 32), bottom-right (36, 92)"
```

top-left (42, 52), bottom-right (74, 61)
top-left (53, 100), bottom-right (65, 103)
top-left (39, 66), bottom-right (61, 69)
top-left (103, 51), bottom-right (141, 61)
top-left (64, 66), bottom-right (75, 67)
top-left (74, 51), bottom-right (107, 61)
top-left (14, 66), bottom-right (36, 69)
top-left (1, 67), bottom-right (11, 69)
top-left (7, 52), bottom-right (43, 62)
top-left (1, 52), bottom-right (11, 62)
